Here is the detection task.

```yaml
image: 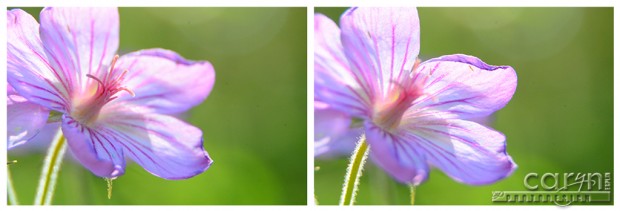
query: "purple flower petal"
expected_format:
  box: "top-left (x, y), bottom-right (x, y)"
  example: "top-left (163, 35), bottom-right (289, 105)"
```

top-left (10, 123), bottom-right (61, 155)
top-left (315, 14), bottom-right (369, 117)
top-left (315, 105), bottom-right (350, 144)
top-left (39, 7), bottom-right (119, 89)
top-left (365, 122), bottom-right (429, 185)
top-left (8, 84), bottom-right (50, 150)
top-left (401, 115), bottom-right (517, 185)
top-left (113, 49), bottom-right (215, 114)
top-left (9, 7), bottom-right (214, 180)
top-left (315, 8), bottom-right (518, 186)
top-left (411, 54), bottom-right (517, 119)
top-left (314, 105), bottom-right (360, 157)
top-left (340, 7), bottom-right (421, 98)
top-left (468, 114), bottom-right (495, 126)
top-left (315, 129), bottom-right (361, 158)
top-left (7, 9), bottom-right (71, 111)
top-left (96, 105), bottom-right (213, 179)
top-left (62, 115), bottom-right (125, 178)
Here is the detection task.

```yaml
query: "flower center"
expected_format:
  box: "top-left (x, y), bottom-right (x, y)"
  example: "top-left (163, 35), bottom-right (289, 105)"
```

top-left (372, 81), bottom-right (422, 133)
top-left (372, 59), bottom-right (424, 133)
top-left (71, 55), bottom-right (134, 126)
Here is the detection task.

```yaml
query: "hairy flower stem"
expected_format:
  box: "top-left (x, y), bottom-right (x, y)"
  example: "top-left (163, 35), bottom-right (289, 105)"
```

top-left (34, 130), bottom-right (67, 205)
top-left (339, 135), bottom-right (369, 205)
top-left (409, 185), bottom-right (416, 205)
top-left (106, 178), bottom-right (114, 199)
top-left (7, 165), bottom-right (19, 205)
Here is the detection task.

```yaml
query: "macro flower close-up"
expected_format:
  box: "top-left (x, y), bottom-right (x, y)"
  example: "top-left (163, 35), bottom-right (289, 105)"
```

top-left (7, 7), bottom-right (216, 205)
top-left (8, 7), bottom-right (215, 179)
top-left (7, 7), bottom-right (307, 205)
top-left (4, 4), bottom-right (612, 208)
top-left (315, 7), bottom-right (518, 204)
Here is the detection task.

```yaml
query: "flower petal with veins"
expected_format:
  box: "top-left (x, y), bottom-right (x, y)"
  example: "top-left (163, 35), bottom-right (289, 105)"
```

top-left (8, 84), bottom-right (50, 149)
top-left (409, 54), bottom-right (517, 119)
top-left (8, 7), bottom-right (215, 180)
top-left (314, 8), bottom-right (517, 186)
top-left (98, 105), bottom-right (213, 179)
top-left (7, 9), bottom-right (71, 112)
top-left (113, 49), bottom-right (215, 114)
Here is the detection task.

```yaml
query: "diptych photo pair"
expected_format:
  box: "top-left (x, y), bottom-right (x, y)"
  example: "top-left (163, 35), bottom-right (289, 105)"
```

top-left (3, 5), bottom-right (614, 207)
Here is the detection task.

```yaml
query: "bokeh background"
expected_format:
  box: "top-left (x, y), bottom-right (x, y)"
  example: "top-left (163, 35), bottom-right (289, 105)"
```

top-left (314, 7), bottom-right (613, 205)
top-left (8, 7), bottom-right (307, 205)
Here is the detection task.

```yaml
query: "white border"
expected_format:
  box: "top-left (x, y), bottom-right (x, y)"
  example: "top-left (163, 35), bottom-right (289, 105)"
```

top-left (307, 5), bottom-right (316, 207)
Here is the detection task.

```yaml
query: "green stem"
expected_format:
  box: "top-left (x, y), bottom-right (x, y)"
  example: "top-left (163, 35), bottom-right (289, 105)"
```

top-left (34, 130), bottom-right (67, 205)
top-left (409, 185), bottom-right (416, 205)
top-left (339, 135), bottom-right (369, 205)
top-left (106, 178), bottom-right (114, 199)
top-left (7, 164), bottom-right (19, 205)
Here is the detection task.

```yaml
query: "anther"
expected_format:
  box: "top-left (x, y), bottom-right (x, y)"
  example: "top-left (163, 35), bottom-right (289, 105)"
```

top-left (119, 87), bottom-right (135, 97)
top-left (103, 55), bottom-right (120, 82)
top-left (86, 74), bottom-right (104, 87)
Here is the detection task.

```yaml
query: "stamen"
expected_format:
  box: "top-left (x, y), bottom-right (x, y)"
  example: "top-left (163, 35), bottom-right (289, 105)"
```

top-left (86, 74), bottom-right (104, 97)
top-left (373, 76), bottom-right (423, 133)
top-left (86, 74), bottom-right (104, 87)
top-left (118, 87), bottom-right (135, 97)
top-left (117, 69), bottom-right (129, 81)
top-left (72, 55), bottom-right (134, 126)
top-left (105, 55), bottom-right (120, 82)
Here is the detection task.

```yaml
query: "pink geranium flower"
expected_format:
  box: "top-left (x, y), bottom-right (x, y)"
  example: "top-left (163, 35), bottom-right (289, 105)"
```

top-left (315, 7), bottom-right (517, 185)
top-left (8, 7), bottom-right (214, 179)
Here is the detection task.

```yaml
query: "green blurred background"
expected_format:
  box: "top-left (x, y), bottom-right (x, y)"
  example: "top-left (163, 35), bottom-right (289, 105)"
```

top-left (8, 7), bottom-right (307, 205)
top-left (314, 7), bottom-right (613, 205)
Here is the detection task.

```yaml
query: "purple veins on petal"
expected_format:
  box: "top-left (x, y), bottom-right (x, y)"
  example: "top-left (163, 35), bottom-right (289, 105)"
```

top-left (314, 7), bottom-right (517, 186)
top-left (7, 7), bottom-right (215, 179)
top-left (410, 54), bottom-right (517, 119)
top-left (97, 106), bottom-right (213, 179)
top-left (62, 115), bottom-right (126, 178)
top-left (364, 122), bottom-right (429, 185)
top-left (401, 114), bottom-right (517, 185)
top-left (112, 49), bottom-right (215, 114)
top-left (38, 7), bottom-right (120, 89)
top-left (314, 14), bottom-right (370, 117)
top-left (7, 9), bottom-right (72, 112)
top-left (339, 7), bottom-right (421, 97)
